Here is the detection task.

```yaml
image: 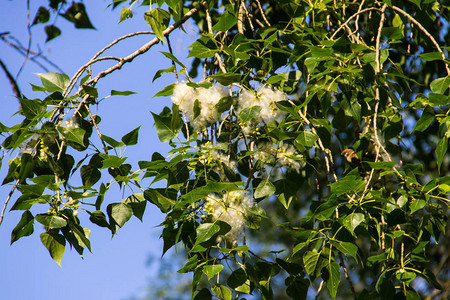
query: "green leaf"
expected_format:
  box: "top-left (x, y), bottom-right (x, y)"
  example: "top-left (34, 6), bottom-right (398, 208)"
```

top-left (430, 75), bottom-right (450, 94)
top-left (144, 8), bottom-right (170, 42)
top-left (195, 223), bottom-right (220, 244)
top-left (212, 11), bottom-right (237, 31)
top-left (121, 125), bottom-right (141, 146)
top-left (209, 73), bottom-right (241, 85)
top-left (436, 136), bottom-right (448, 173)
top-left (159, 51), bottom-right (186, 69)
top-left (177, 254), bottom-right (199, 273)
top-left (330, 175), bottom-right (365, 196)
top-left (211, 284), bottom-right (232, 300)
top-left (111, 90), bottom-right (137, 96)
top-left (80, 165), bottom-right (101, 187)
top-left (124, 193), bottom-right (146, 221)
top-left (203, 264), bottom-right (224, 280)
top-left (18, 153), bottom-right (34, 183)
top-left (418, 52), bottom-right (443, 61)
top-left (10, 195), bottom-right (48, 211)
top-left (100, 155), bottom-right (127, 169)
top-left (330, 240), bottom-right (358, 259)
top-left (188, 38), bottom-right (218, 59)
top-left (313, 198), bottom-right (339, 221)
top-left (35, 214), bottom-right (68, 228)
top-left (409, 198), bottom-right (425, 214)
top-left (61, 2), bottom-right (95, 29)
top-left (295, 130), bottom-right (319, 147)
top-left (33, 7), bottom-right (50, 25)
top-left (57, 126), bottom-right (86, 146)
top-left (179, 182), bottom-right (242, 206)
top-left (193, 288), bottom-right (212, 300)
top-left (413, 106), bottom-right (435, 132)
top-left (89, 210), bottom-right (110, 228)
top-left (19, 98), bottom-right (43, 120)
top-left (35, 72), bottom-right (69, 92)
top-left (239, 106), bottom-right (261, 123)
top-left (153, 65), bottom-right (176, 82)
top-left (119, 7), bottom-right (133, 23)
top-left (286, 275), bottom-right (309, 300)
top-left (396, 270), bottom-right (416, 285)
top-left (366, 161), bottom-right (397, 170)
top-left (144, 188), bottom-right (176, 213)
top-left (66, 219), bottom-right (91, 252)
top-left (309, 46), bottom-right (333, 58)
top-left (341, 98), bottom-right (361, 122)
top-left (303, 250), bottom-right (320, 277)
top-left (327, 262), bottom-right (340, 300)
top-left (44, 25), bottom-right (61, 42)
top-left (227, 268), bottom-right (248, 289)
top-left (254, 179), bottom-right (276, 199)
top-left (343, 213), bottom-right (365, 235)
top-left (40, 231), bottom-right (65, 266)
top-left (152, 112), bottom-right (179, 142)
top-left (101, 134), bottom-right (125, 147)
top-left (11, 210), bottom-right (34, 245)
top-left (107, 202), bottom-right (133, 233)
top-left (215, 96), bottom-right (234, 113)
top-left (82, 85), bottom-right (98, 97)
top-left (153, 83), bottom-right (175, 97)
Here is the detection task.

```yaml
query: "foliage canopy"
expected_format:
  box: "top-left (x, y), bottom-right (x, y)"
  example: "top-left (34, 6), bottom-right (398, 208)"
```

top-left (1, 0), bottom-right (449, 299)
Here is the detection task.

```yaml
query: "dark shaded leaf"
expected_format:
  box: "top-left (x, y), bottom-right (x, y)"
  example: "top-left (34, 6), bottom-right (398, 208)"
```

top-left (11, 210), bottom-right (34, 244)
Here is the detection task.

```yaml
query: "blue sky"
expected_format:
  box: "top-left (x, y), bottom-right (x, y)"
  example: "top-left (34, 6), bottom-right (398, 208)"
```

top-left (0, 1), bottom-right (194, 299)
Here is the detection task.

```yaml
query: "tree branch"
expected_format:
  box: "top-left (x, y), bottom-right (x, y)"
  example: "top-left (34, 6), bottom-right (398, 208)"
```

top-left (391, 5), bottom-right (450, 76)
top-left (0, 58), bottom-right (22, 98)
top-left (0, 179), bottom-right (20, 227)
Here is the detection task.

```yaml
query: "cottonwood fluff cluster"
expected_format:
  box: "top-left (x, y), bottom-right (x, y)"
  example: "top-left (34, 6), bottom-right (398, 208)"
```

top-left (204, 191), bottom-right (255, 247)
top-left (237, 86), bottom-right (288, 123)
top-left (171, 82), bottom-right (227, 128)
top-left (171, 82), bottom-right (289, 128)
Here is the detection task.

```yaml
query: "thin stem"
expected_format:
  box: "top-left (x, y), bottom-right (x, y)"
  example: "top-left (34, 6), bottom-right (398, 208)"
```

top-left (391, 5), bottom-right (450, 75)
top-left (330, 7), bottom-right (381, 40)
top-left (63, 31), bottom-right (154, 98)
top-left (204, 3), bottom-right (227, 73)
top-left (339, 252), bottom-right (356, 299)
top-left (0, 180), bottom-right (20, 227)
top-left (0, 58), bottom-right (22, 98)
top-left (254, 0), bottom-right (271, 26)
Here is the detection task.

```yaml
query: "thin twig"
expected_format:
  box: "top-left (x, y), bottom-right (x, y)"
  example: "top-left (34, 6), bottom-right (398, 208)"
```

top-left (248, 249), bottom-right (274, 264)
top-left (339, 252), bottom-right (356, 298)
top-left (0, 58), bottom-right (22, 98)
top-left (0, 179), bottom-right (20, 227)
top-left (240, 3), bottom-right (255, 33)
top-left (166, 35), bottom-right (179, 83)
top-left (204, 3), bottom-right (227, 74)
top-left (391, 5), bottom-right (450, 75)
top-left (373, 4), bottom-right (388, 251)
top-left (63, 31), bottom-right (154, 97)
top-left (16, 0), bottom-right (32, 79)
top-left (254, 0), bottom-right (271, 26)
top-left (0, 35), bottom-right (64, 73)
top-left (84, 104), bottom-right (108, 153)
top-left (237, 0), bottom-right (245, 34)
top-left (331, 7), bottom-right (381, 40)
top-left (315, 280), bottom-right (324, 300)
top-left (55, 3), bottom-right (205, 126)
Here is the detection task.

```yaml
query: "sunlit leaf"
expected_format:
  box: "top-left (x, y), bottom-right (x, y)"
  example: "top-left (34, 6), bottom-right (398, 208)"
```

top-left (35, 213), bottom-right (67, 228)
top-left (40, 231), bottom-right (65, 266)
top-left (327, 262), bottom-right (340, 299)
